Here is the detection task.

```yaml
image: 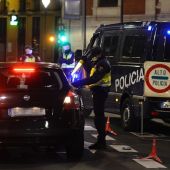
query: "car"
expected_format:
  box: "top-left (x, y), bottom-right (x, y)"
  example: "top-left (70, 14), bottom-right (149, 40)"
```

top-left (0, 62), bottom-right (84, 159)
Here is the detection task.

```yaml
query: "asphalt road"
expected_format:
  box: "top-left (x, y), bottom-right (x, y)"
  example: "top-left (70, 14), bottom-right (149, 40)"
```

top-left (0, 113), bottom-right (169, 170)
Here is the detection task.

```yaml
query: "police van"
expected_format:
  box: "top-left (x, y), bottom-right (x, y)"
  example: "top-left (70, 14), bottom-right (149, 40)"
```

top-left (80, 21), bottom-right (170, 131)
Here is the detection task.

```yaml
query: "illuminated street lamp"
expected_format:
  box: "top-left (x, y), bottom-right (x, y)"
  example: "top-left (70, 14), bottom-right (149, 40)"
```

top-left (42, 0), bottom-right (51, 8)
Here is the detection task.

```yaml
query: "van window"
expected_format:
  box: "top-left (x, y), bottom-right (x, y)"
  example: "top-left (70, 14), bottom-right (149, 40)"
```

top-left (152, 31), bottom-right (170, 62)
top-left (103, 35), bottom-right (119, 57)
top-left (87, 33), bottom-right (100, 50)
top-left (123, 35), bottom-right (146, 59)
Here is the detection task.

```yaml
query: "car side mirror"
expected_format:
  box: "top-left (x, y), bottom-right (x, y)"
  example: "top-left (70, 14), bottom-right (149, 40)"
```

top-left (75, 49), bottom-right (82, 62)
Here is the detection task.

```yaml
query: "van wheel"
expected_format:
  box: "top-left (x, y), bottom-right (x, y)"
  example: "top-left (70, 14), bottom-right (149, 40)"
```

top-left (121, 98), bottom-right (136, 131)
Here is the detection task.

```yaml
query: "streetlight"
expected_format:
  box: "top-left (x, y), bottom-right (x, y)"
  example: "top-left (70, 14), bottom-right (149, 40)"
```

top-left (42, 0), bottom-right (51, 59)
top-left (42, 0), bottom-right (51, 8)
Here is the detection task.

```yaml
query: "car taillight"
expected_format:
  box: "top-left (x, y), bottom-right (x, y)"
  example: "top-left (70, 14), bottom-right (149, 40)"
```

top-left (13, 68), bottom-right (35, 73)
top-left (63, 90), bottom-right (80, 110)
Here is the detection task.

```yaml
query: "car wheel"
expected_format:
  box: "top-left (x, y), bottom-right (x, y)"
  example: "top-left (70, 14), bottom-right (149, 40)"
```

top-left (66, 130), bottom-right (84, 160)
top-left (121, 98), bottom-right (136, 131)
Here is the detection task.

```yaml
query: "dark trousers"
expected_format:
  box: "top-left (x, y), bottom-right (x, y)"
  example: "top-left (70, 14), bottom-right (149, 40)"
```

top-left (92, 86), bottom-right (109, 143)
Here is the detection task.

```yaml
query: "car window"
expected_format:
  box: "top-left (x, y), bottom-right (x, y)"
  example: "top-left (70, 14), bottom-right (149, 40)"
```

top-left (0, 68), bottom-right (63, 90)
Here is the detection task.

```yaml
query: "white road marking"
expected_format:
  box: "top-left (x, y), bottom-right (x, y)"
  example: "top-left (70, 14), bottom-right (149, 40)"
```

top-left (152, 118), bottom-right (170, 127)
top-left (92, 134), bottom-right (116, 141)
top-left (133, 159), bottom-right (167, 168)
top-left (84, 141), bottom-right (96, 154)
top-left (90, 112), bottom-right (120, 118)
top-left (84, 125), bottom-right (96, 131)
top-left (130, 132), bottom-right (159, 138)
top-left (110, 145), bottom-right (138, 153)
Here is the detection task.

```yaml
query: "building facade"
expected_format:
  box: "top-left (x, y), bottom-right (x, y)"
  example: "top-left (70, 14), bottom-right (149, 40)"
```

top-left (1, 0), bottom-right (170, 62)
top-left (62, 0), bottom-right (170, 51)
top-left (0, 0), bottom-right (61, 62)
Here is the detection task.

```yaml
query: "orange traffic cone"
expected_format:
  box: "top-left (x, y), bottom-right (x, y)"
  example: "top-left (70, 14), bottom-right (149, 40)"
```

top-left (105, 116), bottom-right (117, 136)
top-left (142, 139), bottom-right (162, 163)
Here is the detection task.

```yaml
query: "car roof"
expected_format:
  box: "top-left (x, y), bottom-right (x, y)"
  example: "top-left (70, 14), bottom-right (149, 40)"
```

top-left (0, 62), bottom-right (61, 70)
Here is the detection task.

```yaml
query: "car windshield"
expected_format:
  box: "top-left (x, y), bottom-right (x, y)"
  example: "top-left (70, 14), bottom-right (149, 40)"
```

top-left (0, 68), bottom-right (63, 90)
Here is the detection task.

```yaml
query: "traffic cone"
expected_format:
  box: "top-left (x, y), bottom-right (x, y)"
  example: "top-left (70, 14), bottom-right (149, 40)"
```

top-left (105, 116), bottom-right (117, 136)
top-left (142, 139), bottom-right (162, 163)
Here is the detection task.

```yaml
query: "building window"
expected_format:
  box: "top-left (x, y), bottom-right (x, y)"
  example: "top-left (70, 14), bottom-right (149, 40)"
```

top-left (19, 0), bottom-right (26, 12)
top-left (0, 0), bottom-right (7, 14)
top-left (98, 0), bottom-right (118, 7)
top-left (32, 17), bottom-right (40, 57)
top-left (0, 18), bottom-right (7, 61)
top-left (33, 0), bottom-right (40, 11)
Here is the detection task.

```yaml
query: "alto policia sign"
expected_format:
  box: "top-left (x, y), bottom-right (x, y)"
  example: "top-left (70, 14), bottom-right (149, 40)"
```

top-left (144, 61), bottom-right (170, 97)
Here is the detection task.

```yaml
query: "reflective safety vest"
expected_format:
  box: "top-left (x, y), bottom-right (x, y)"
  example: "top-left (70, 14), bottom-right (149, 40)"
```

top-left (24, 56), bottom-right (36, 62)
top-left (61, 63), bottom-right (75, 69)
top-left (89, 67), bottom-right (111, 87)
top-left (61, 53), bottom-right (75, 69)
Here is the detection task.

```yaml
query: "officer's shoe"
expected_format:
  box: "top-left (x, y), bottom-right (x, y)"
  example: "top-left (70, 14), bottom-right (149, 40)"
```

top-left (89, 141), bottom-right (106, 150)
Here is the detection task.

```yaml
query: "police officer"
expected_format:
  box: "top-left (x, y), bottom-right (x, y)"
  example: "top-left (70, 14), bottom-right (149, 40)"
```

top-left (72, 46), bottom-right (111, 149)
top-left (19, 45), bottom-right (41, 62)
top-left (59, 42), bottom-right (75, 80)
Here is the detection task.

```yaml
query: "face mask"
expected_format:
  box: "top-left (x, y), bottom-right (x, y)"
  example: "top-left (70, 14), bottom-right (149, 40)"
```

top-left (64, 49), bottom-right (71, 55)
top-left (25, 49), bottom-right (32, 55)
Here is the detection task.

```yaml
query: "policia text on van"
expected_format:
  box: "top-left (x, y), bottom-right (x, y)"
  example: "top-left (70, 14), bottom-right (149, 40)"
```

top-left (77, 21), bottom-right (170, 131)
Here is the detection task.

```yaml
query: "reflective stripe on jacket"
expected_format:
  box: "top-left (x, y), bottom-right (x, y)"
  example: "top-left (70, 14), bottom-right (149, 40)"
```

top-left (24, 56), bottom-right (36, 62)
top-left (61, 62), bottom-right (75, 69)
top-left (89, 67), bottom-right (111, 87)
top-left (60, 52), bottom-right (75, 69)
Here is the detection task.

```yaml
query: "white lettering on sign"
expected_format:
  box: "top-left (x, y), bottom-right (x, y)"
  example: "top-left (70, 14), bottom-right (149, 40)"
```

top-left (148, 67), bottom-right (169, 90)
top-left (115, 68), bottom-right (144, 92)
top-left (144, 61), bottom-right (170, 97)
top-left (154, 69), bottom-right (166, 76)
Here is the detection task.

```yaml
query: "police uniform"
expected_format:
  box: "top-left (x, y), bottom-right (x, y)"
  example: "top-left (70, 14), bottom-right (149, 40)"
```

top-left (59, 44), bottom-right (75, 80)
top-left (19, 45), bottom-right (41, 62)
top-left (19, 54), bottom-right (41, 62)
top-left (72, 55), bottom-right (111, 149)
